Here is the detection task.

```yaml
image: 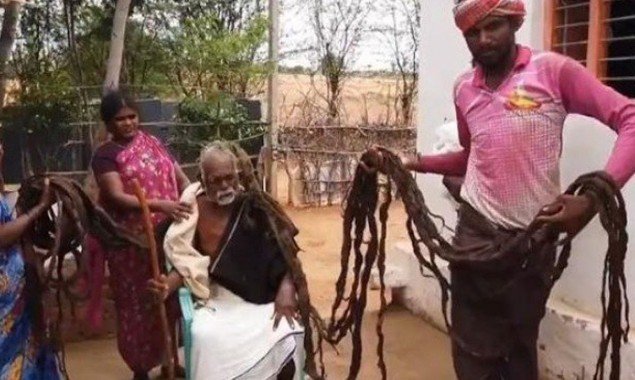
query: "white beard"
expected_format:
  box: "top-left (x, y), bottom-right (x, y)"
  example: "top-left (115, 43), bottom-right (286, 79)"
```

top-left (216, 190), bottom-right (236, 206)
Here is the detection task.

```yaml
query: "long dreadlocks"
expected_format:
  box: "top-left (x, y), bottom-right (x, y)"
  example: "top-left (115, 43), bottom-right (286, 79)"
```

top-left (197, 140), bottom-right (329, 379)
top-left (325, 155), bottom-right (391, 380)
top-left (16, 175), bottom-right (146, 378)
top-left (329, 147), bottom-right (629, 380)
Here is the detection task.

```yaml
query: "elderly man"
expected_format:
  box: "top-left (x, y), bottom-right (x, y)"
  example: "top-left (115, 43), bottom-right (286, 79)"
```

top-left (148, 142), bottom-right (302, 380)
top-left (370, 1), bottom-right (635, 379)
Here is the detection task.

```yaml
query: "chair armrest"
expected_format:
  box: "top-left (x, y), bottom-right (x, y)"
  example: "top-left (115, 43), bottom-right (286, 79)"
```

top-left (177, 286), bottom-right (195, 380)
top-left (178, 287), bottom-right (195, 323)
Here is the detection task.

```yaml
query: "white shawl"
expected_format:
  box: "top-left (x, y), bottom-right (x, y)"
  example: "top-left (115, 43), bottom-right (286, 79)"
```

top-left (163, 182), bottom-right (211, 300)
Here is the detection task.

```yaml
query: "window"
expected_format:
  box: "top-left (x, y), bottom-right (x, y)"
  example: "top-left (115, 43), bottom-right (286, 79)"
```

top-left (549, 1), bottom-right (590, 65)
top-left (546, 0), bottom-right (635, 98)
top-left (605, 0), bottom-right (635, 97)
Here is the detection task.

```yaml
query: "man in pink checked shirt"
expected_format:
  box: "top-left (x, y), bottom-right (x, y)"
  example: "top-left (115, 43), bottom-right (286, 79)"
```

top-left (368, 0), bottom-right (635, 379)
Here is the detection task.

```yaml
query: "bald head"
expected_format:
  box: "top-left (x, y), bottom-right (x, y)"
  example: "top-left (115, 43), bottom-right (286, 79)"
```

top-left (199, 142), bottom-right (240, 206)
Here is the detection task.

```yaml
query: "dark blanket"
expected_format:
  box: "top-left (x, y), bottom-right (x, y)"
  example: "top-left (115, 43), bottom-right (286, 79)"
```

top-left (209, 195), bottom-right (296, 305)
top-left (449, 201), bottom-right (558, 359)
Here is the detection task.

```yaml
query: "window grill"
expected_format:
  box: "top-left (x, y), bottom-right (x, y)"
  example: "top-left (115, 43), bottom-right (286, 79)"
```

top-left (551, 0), bottom-right (590, 64)
top-left (546, 0), bottom-right (635, 98)
top-left (602, 0), bottom-right (635, 97)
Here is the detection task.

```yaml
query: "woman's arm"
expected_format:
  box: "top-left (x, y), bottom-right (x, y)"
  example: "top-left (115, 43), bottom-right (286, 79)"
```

top-left (96, 172), bottom-right (192, 221)
top-left (0, 206), bottom-right (47, 250)
top-left (0, 180), bottom-right (51, 250)
top-left (91, 144), bottom-right (168, 212)
top-left (95, 172), bottom-right (170, 212)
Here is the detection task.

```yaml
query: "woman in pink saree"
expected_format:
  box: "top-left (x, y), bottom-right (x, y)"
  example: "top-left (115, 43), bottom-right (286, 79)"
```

top-left (90, 91), bottom-right (191, 380)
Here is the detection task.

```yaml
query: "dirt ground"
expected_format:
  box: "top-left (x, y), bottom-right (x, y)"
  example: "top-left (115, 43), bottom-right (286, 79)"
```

top-left (64, 202), bottom-right (455, 380)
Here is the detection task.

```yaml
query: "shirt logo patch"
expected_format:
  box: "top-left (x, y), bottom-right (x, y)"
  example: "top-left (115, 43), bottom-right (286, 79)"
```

top-left (505, 84), bottom-right (541, 111)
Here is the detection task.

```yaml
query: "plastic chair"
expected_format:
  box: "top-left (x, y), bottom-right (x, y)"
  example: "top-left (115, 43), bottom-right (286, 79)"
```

top-left (177, 286), bottom-right (195, 380)
top-left (164, 259), bottom-right (195, 380)
top-left (167, 260), bottom-right (307, 380)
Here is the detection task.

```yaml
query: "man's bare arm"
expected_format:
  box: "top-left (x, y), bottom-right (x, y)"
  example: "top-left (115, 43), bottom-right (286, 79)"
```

top-left (278, 272), bottom-right (295, 293)
top-left (273, 272), bottom-right (298, 329)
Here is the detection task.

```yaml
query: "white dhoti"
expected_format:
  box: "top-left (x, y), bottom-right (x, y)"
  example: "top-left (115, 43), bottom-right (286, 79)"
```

top-left (191, 285), bottom-right (303, 380)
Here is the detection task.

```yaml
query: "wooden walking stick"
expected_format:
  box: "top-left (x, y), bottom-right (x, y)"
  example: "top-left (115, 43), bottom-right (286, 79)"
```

top-left (131, 180), bottom-right (175, 380)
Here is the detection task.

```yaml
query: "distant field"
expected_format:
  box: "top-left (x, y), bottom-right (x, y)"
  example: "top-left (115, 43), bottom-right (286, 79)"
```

top-left (256, 73), bottom-right (418, 126)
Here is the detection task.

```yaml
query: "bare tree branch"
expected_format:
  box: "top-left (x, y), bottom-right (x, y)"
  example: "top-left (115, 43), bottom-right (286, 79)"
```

top-left (307, 0), bottom-right (371, 121)
top-left (376, 0), bottom-right (419, 126)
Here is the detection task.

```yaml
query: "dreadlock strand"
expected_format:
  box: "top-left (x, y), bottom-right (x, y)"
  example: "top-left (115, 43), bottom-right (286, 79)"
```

top-left (562, 173), bottom-right (629, 380)
top-left (331, 148), bottom-right (629, 380)
top-left (375, 178), bottom-right (392, 379)
top-left (324, 163), bottom-right (386, 379)
top-left (17, 175), bottom-right (146, 379)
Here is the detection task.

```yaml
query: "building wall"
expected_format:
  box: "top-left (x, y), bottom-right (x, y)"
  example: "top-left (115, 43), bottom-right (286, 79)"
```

top-left (407, 0), bottom-right (635, 378)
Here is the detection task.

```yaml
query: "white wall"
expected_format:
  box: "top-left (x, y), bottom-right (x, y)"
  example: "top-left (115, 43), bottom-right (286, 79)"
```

top-left (554, 120), bottom-right (629, 317)
top-left (416, 0), bottom-right (469, 233)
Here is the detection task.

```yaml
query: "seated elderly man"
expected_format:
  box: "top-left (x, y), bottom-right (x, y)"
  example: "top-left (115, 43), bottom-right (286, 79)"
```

top-left (149, 142), bottom-right (302, 380)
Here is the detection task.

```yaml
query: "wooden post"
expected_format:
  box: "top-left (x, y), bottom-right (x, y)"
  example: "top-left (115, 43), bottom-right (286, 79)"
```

top-left (543, 0), bottom-right (556, 51)
top-left (0, 0), bottom-right (23, 109)
top-left (266, 0), bottom-right (280, 199)
top-left (587, 0), bottom-right (608, 78)
top-left (131, 180), bottom-right (175, 380)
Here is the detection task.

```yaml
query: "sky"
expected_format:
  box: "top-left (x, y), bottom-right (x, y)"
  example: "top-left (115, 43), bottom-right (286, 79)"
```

top-left (278, 0), bottom-right (414, 72)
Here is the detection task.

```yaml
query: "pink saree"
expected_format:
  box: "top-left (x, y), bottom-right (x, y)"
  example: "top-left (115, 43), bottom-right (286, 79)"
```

top-left (88, 131), bottom-right (181, 373)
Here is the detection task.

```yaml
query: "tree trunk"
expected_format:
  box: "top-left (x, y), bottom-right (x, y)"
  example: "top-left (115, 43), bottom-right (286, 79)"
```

top-left (103, 0), bottom-right (132, 95)
top-left (0, 1), bottom-right (23, 109)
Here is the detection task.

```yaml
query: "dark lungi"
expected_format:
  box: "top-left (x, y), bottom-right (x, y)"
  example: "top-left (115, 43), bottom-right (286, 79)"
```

top-left (449, 202), bottom-right (557, 380)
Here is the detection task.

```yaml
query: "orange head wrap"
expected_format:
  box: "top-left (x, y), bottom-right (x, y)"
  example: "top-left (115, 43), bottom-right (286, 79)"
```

top-left (453, 0), bottom-right (526, 33)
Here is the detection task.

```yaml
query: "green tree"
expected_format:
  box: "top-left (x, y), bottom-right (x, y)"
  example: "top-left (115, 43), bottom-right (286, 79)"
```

top-left (2, 0), bottom-right (270, 173)
top-left (72, 5), bottom-right (173, 97)
top-left (166, 13), bottom-right (269, 98)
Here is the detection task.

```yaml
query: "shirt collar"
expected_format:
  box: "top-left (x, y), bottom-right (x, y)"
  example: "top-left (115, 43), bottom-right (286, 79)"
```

top-left (472, 45), bottom-right (532, 88)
